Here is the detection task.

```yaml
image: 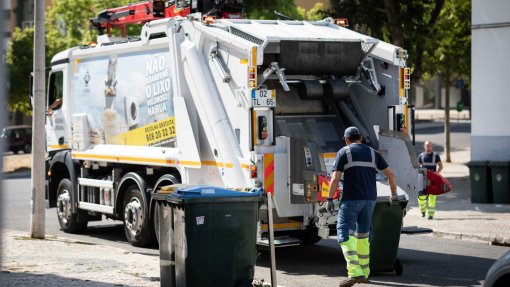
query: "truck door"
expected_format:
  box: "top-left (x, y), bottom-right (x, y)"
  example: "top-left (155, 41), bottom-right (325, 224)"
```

top-left (46, 69), bottom-right (69, 151)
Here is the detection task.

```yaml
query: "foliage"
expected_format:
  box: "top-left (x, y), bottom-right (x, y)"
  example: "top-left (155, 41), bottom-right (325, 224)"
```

top-left (424, 0), bottom-right (471, 83)
top-left (299, 2), bottom-right (327, 21)
top-left (329, 0), bottom-right (446, 83)
top-left (244, 0), bottom-right (301, 20)
top-left (424, 0), bottom-right (470, 162)
top-left (5, 27), bottom-right (35, 114)
top-left (45, 0), bottom-right (140, 57)
top-left (6, 0), bottom-right (137, 114)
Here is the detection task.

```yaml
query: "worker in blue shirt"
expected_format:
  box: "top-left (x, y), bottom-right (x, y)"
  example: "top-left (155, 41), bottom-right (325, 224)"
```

top-left (418, 141), bottom-right (443, 219)
top-left (326, 126), bottom-right (398, 287)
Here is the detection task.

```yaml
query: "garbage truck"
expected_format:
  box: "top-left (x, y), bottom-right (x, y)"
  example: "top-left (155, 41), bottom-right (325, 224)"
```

top-left (43, 1), bottom-right (448, 247)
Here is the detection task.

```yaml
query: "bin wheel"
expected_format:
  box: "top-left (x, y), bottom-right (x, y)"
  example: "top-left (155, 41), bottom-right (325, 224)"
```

top-left (394, 259), bottom-right (403, 276)
top-left (56, 178), bottom-right (88, 233)
top-left (123, 185), bottom-right (155, 247)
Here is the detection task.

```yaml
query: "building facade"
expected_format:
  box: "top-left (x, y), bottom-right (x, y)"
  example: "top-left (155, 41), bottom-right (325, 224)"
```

top-left (471, 0), bottom-right (510, 160)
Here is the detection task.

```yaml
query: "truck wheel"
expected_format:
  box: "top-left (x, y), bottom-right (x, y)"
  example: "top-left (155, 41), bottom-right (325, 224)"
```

top-left (56, 178), bottom-right (87, 233)
top-left (123, 185), bottom-right (155, 247)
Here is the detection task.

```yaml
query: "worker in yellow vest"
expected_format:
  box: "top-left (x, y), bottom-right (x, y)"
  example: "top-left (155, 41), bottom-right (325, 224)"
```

top-left (418, 141), bottom-right (443, 219)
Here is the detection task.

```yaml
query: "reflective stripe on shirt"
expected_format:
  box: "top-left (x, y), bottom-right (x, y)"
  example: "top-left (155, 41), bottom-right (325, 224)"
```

top-left (420, 152), bottom-right (437, 167)
top-left (344, 146), bottom-right (377, 170)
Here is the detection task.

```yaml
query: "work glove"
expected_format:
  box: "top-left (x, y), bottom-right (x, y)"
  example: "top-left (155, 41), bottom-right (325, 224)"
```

top-left (326, 198), bottom-right (334, 212)
top-left (389, 193), bottom-right (400, 205)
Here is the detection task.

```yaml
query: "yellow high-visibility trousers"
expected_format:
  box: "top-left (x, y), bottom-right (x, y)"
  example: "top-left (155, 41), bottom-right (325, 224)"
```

top-left (356, 237), bottom-right (370, 278)
top-left (418, 194), bottom-right (436, 218)
top-left (340, 236), bottom-right (367, 278)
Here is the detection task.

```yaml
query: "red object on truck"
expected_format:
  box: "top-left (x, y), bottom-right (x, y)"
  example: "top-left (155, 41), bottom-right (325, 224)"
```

top-left (425, 170), bottom-right (452, 195)
top-left (316, 175), bottom-right (341, 202)
top-left (89, 0), bottom-right (244, 36)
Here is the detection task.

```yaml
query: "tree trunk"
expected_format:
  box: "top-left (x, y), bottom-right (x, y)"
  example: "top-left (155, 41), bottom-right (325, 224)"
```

top-left (382, 0), bottom-right (404, 47)
top-left (444, 78), bottom-right (451, 163)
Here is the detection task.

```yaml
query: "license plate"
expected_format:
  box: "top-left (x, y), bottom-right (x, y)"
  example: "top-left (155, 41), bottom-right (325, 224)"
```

top-left (252, 89), bottom-right (276, 107)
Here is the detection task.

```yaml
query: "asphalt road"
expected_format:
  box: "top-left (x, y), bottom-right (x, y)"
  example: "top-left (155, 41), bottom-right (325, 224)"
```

top-left (1, 175), bottom-right (507, 287)
top-left (413, 121), bottom-right (471, 154)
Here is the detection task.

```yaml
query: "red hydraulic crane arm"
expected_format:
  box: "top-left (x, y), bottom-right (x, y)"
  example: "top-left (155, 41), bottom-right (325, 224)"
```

top-left (89, 0), bottom-right (190, 36)
top-left (90, 0), bottom-right (244, 37)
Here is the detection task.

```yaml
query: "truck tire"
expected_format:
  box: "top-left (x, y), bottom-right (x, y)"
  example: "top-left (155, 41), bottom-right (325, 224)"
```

top-left (123, 185), bottom-right (155, 247)
top-left (56, 178), bottom-right (87, 233)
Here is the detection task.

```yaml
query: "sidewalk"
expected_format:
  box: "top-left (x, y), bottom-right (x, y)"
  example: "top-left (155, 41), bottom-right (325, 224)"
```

top-left (403, 140), bottom-right (510, 246)
top-left (0, 230), bottom-right (160, 286)
top-left (414, 108), bottom-right (471, 122)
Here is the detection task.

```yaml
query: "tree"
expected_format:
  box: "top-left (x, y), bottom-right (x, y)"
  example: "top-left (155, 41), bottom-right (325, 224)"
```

top-left (424, 0), bottom-right (471, 162)
top-left (6, 0), bottom-right (137, 114)
top-left (244, 0), bottom-right (301, 20)
top-left (45, 0), bottom-right (140, 58)
top-left (329, 0), bottom-right (445, 88)
top-left (5, 27), bottom-right (35, 114)
top-left (298, 2), bottom-right (327, 21)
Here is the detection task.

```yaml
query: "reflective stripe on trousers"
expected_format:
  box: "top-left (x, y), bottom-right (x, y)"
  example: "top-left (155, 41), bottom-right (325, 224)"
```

top-left (418, 194), bottom-right (436, 217)
top-left (340, 236), bottom-right (365, 278)
top-left (356, 237), bottom-right (370, 277)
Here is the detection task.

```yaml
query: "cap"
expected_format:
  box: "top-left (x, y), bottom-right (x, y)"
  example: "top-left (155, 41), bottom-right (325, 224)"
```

top-left (344, 126), bottom-right (360, 138)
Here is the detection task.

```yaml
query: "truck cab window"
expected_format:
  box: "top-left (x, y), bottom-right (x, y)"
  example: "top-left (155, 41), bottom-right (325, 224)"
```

top-left (47, 71), bottom-right (63, 113)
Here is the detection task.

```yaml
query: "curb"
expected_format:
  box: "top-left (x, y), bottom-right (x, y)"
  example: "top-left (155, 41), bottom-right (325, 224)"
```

top-left (430, 231), bottom-right (510, 246)
top-left (415, 120), bottom-right (471, 130)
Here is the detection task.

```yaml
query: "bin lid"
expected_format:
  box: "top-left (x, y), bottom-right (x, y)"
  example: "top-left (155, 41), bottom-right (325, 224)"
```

top-left (153, 184), bottom-right (263, 203)
top-left (467, 161), bottom-right (489, 167)
top-left (375, 181), bottom-right (408, 202)
top-left (488, 161), bottom-right (510, 167)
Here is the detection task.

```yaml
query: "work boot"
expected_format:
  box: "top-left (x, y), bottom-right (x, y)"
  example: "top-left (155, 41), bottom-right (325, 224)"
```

top-left (428, 216), bottom-right (433, 220)
top-left (338, 276), bottom-right (368, 287)
top-left (421, 212), bottom-right (426, 218)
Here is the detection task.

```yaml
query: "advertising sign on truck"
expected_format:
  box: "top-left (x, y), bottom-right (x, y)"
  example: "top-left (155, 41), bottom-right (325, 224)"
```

top-left (71, 49), bottom-right (176, 150)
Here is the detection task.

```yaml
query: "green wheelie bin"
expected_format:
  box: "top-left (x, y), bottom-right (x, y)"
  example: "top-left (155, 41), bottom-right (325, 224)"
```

top-left (467, 161), bottom-right (492, 203)
top-left (488, 161), bottom-right (510, 204)
top-left (153, 185), bottom-right (262, 287)
top-left (370, 186), bottom-right (408, 276)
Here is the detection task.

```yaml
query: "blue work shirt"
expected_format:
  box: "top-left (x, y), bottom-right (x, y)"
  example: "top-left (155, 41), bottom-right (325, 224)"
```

top-left (418, 152), bottom-right (441, 171)
top-left (332, 143), bottom-right (389, 201)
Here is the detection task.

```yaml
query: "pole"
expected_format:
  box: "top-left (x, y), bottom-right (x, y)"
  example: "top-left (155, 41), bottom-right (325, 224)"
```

top-left (30, 0), bottom-right (46, 239)
top-left (267, 193), bottom-right (277, 287)
top-left (0, 0), bottom-right (9, 267)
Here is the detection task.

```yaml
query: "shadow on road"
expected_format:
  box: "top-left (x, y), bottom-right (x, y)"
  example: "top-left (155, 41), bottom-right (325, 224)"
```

top-left (2, 169), bottom-right (31, 179)
top-left (257, 238), bottom-right (491, 287)
top-left (0, 271), bottom-right (159, 286)
top-left (58, 222), bottom-right (159, 255)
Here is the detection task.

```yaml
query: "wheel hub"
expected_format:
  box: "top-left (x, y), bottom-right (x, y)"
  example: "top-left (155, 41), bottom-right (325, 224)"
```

top-left (124, 198), bottom-right (143, 236)
top-left (57, 190), bottom-right (72, 224)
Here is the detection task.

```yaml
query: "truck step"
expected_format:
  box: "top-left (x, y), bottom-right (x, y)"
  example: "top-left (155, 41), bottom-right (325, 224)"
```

top-left (78, 178), bottom-right (114, 189)
top-left (257, 236), bottom-right (301, 248)
top-left (78, 201), bottom-right (114, 214)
